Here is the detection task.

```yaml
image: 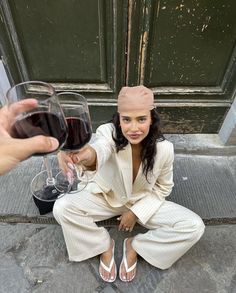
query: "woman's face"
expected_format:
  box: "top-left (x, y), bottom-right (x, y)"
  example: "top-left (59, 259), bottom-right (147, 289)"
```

top-left (119, 110), bottom-right (152, 145)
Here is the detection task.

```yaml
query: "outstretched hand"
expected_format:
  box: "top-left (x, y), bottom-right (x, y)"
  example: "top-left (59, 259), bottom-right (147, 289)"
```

top-left (57, 145), bottom-right (97, 183)
top-left (71, 145), bottom-right (97, 171)
top-left (0, 99), bottom-right (59, 175)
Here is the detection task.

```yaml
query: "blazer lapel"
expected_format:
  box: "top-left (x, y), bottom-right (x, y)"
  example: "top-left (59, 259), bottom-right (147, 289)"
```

top-left (133, 153), bottom-right (161, 192)
top-left (132, 165), bottom-right (147, 192)
top-left (116, 144), bottom-right (133, 197)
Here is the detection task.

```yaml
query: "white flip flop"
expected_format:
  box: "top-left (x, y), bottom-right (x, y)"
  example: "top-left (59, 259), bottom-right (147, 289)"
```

top-left (99, 239), bottom-right (117, 282)
top-left (119, 238), bottom-right (137, 282)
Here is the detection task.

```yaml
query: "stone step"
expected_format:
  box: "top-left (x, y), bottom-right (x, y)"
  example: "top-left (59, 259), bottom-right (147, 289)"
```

top-left (166, 134), bottom-right (236, 156)
top-left (0, 154), bottom-right (235, 226)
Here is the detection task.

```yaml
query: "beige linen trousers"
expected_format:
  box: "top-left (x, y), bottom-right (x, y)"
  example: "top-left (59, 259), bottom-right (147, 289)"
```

top-left (53, 123), bottom-right (205, 269)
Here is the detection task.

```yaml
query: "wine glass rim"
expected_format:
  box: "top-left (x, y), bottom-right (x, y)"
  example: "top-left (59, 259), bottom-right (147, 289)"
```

top-left (57, 91), bottom-right (87, 100)
top-left (6, 80), bottom-right (55, 97)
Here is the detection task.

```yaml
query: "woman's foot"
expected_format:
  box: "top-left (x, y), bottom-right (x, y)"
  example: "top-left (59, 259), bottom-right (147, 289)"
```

top-left (119, 238), bottom-right (137, 282)
top-left (99, 239), bottom-right (117, 282)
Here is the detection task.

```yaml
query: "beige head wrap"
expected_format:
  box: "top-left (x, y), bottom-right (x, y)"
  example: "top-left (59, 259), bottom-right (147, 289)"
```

top-left (117, 85), bottom-right (154, 113)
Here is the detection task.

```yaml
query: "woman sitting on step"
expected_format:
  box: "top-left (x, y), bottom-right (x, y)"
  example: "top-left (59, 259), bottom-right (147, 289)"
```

top-left (53, 85), bottom-right (205, 283)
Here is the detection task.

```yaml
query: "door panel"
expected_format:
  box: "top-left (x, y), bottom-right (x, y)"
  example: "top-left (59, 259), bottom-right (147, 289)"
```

top-left (1, 0), bottom-right (127, 96)
top-left (9, 0), bottom-right (108, 83)
top-left (145, 0), bottom-right (236, 87)
top-left (127, 0), bottom-right (236, 133)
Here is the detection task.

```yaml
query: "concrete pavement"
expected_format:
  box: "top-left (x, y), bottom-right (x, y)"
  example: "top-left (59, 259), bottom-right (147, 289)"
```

top-left (0, 223), bottom-right (235, 293)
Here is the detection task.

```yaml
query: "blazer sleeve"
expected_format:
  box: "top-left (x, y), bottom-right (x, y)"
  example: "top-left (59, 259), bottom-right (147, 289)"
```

top-left (130, 142), bottom-right (174, 225)
top-left (89, 123), bottom-right (116, 171)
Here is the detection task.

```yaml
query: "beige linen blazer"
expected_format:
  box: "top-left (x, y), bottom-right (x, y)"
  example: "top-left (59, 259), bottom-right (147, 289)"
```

top-left (87, 123), bottom-right (174, 225)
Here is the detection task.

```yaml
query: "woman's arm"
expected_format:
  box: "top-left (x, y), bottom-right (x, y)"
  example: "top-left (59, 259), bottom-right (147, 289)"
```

top-left (58, 123), bottom-right (115, 178)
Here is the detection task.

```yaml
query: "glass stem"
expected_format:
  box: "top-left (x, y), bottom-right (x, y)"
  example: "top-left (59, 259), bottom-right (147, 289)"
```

top-left (43, 156), bottom-right (55, 186)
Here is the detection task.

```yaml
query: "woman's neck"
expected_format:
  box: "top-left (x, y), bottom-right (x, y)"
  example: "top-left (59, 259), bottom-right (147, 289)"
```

top-left (131, 143), bottom-right (142, 152)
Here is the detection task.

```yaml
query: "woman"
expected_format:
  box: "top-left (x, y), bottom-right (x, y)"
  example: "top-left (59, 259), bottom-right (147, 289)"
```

top-left (53, 85), bottom-right (205, 283)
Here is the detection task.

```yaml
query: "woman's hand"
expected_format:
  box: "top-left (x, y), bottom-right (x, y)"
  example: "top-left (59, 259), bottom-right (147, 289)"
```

top-left (57, 151), bottom-right (75, 184)
top-left (72, 145), bottom-right (97, 171)
top-left (117, 210), bottom-right (138, 232)
top-left (58, 145), bottom-right (97, 184)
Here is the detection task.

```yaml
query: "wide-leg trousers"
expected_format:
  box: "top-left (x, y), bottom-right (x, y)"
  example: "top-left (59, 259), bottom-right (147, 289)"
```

top-left (53, 191), bottom-right (205, 270)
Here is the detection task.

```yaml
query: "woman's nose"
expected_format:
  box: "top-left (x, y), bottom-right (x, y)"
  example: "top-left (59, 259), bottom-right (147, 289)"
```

top-left (130, 121), bottom-right (138, 131)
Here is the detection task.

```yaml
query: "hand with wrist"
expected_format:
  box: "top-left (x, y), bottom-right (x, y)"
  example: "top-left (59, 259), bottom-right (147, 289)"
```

top-left (117, 210), bottom-right (138, 232)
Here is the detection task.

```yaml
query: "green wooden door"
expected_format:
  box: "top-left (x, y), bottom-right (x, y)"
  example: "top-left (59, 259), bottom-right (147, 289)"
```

top-left (1, 0), bottom-right (236, 133)
top-left (127, 0), bottom-right (236, 133)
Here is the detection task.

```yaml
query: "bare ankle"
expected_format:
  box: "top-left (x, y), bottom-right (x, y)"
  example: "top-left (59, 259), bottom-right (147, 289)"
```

top-left (102, 239), bottom-right (114, 257)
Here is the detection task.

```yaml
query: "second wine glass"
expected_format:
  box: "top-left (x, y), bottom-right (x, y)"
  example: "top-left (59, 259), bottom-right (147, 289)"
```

top-left (56, 92), bottom-right (93, 193)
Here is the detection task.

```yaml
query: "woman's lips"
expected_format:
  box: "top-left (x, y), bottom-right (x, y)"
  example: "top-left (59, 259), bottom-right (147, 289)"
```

top-left (128, 134), bottom-right (141, 139)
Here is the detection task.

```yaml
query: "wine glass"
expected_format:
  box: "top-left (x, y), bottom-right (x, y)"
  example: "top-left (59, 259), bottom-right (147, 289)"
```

top-left (56, 91), bottom-right (93, 192)
top-left (6, 81), bottom-right (69, 214)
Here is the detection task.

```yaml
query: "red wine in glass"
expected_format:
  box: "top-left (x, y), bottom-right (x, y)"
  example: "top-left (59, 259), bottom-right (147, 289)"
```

top-left (61, 116), bottom-right (92, 151)
top-left (12, 111), bottom-right (67, 156)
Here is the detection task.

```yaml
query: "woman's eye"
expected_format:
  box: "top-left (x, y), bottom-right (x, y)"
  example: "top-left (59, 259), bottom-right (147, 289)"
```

top-left (122, 118), bottom-right (130, 122)
top-left (139, 117), bottom-right (147, 122)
